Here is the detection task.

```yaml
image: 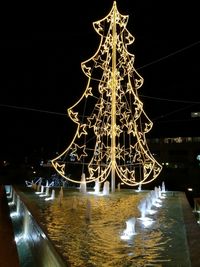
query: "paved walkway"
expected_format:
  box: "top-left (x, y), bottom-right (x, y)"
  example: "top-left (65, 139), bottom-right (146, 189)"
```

top-left (0, 185), bottom-right (20, 267)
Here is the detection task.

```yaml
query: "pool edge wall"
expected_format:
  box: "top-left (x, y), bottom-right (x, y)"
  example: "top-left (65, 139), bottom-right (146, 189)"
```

top-left (180, 191), bottom-right (200, 267)
top-left (6, 185), bottom-right (68, 267)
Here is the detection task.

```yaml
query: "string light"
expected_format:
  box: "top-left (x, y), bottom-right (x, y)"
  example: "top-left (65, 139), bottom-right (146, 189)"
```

top-left (51, 1), bottom-right (162, 188)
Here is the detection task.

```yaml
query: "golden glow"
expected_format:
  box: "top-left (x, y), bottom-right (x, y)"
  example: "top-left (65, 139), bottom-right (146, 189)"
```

top-left (51, 1), bottom-right (162, 187)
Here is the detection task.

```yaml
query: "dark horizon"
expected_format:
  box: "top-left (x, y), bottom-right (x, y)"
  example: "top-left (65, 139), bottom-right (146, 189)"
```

top-left (1, 0), bottom-right (200, 161)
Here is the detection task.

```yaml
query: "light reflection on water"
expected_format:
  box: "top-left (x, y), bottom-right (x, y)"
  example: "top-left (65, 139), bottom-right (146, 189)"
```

top-left (24, 189), bottom-right (191, 267)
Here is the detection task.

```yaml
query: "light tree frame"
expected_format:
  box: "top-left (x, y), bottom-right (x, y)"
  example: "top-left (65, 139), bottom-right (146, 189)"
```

top-left (51, 1), bottom-right (162, 191)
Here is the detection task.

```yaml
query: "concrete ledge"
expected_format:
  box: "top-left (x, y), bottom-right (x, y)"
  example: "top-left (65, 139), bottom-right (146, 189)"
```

top-left (180, 192), bottom-right (200, 267)
top-left (0, 185), bottom-right (20, 267)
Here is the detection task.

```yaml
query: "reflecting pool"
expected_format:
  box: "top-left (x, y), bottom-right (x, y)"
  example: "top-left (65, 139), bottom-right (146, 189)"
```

top-left (9, 187), bottom-right (191, 267)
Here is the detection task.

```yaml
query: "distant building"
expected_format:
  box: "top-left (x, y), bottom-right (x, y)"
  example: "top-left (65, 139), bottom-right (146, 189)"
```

top-left (147, 136), bottom-right (200, 196)
top-left (191, 112), bottom-right (200, 118)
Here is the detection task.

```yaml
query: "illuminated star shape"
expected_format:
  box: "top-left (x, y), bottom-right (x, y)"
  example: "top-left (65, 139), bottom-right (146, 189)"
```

top-left (104, 104), bottom-right (111, 116)
top-left (116, 40), bottom-right (123, 54)
top-left (93, 21), bottom-right (104, 35)
top-left (115, 125), bottom-right (123, 137)
top-left (102, 53), bottom-right (111, 67)
top-left (144, 122), bottom-right (153, 133)
top-left (93, 143), bottom-right (102, 158)
top-left (143, 162), bottom-right (153, 179)
top-left (118, 167), bottom-right (128, 180)
top-left (126, 82), bottom-right (133, 94)
top-left (124, 29), bottom-right (135, 45)
top-left (135, 78), bottom-right (143, 89)
top-left (133, 100), bottom-right (142, 120)
top-left (120, 112), bottom-right (130, 128)
top-left (107, 77), bottom-right (113, 92)
top-left (94, 123), bottom-right (102, 135)
top-left (127, 58), bottom-right (134, 74)
top-left (153, 164), bottom-right (163, 177)
top-left (116, 101), bottom-right (125, 115)
top-left (105, 35), bottom-right (112, 46)
top-left (85, 86), bottom-right (93, 98)
top-left (78, 124), bottom-right (88, 138)
top-left (99, 82), bottom-right (109, 94)
top-left (94, 54), bottom-right (107, 69)
top-left (93, 142), bottom-right (107, 160)
top-left (88, 163), bottom-right (100, 180)
top-left (115, 144), bottom-right (124, 159)
top-left (116, 86), bottom-right (125, 97)
top-left (130, 144), bottom-right (137, 154)
top-left (130, 144), bottom-right (142, 163)
top-left (133, 95), bottom-right (142, 106)
top-left (102, 42), bottom-right (109, 53)
top-left (87, 114), bottom-right (97, 128)
top-left (116, 145), bottom-right (129, 160)
top-left (81, 63), bottom-right (92, 76)
top-left (88, 164), bottom-right (100, 179)
top-left (118, 167), bottom-right (136, 184)
top-left (100, 143), bottom-right (111, 160)
top-left (118, 14), bottom-right (128, 28)
top-left (127, 120), bottom-right (134, 134)
top-left (101, 122), bottom-right (110, 136)
top-left (54, 162), bottom-right (65, 175)
top-left (132, 70), bottom-right (144, 89)
top-left (95, 98), bottom-right (104, 111)
top-left (144, 161), bottom-right (153, 170)
top-left (126, 168), bottom-right (135, 178)
top-left (68, 109), bottom-right (79, 123)
top-left (137, 132), bottom-right (146, 146)
top-left (71, 144), bottom-right (88, 161)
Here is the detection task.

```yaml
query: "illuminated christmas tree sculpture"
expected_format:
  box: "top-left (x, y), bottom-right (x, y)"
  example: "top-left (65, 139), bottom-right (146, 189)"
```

top-left (51, 1), bottom-right (162, 191)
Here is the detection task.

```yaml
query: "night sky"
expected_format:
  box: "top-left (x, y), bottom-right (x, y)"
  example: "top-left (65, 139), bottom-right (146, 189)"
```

top-left (1, 0), bottom-right (200, 162)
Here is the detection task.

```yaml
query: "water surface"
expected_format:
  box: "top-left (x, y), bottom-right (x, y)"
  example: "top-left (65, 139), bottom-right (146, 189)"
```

top-left (15, 188), bottom-right (191, 267)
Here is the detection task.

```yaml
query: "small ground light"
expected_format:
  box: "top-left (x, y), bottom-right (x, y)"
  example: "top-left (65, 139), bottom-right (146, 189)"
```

top-left (187, 188), bottom-right (193, 192)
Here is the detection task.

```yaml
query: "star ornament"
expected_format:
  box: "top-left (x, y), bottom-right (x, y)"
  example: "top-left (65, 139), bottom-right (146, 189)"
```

top-left (117, 167), bottom-right (128, 181)
top-left (85, 86), bottom-right (93, 98)
top-left (102, 122), bottom-right (111, 136)
top-left (126, 82), bottom-right (133, 94)
top-left (68, 109), bottom-right (79, 123)
top-left (99, 143), bottom-right (111, 160)
top-left (120, 112), bottom-right (130, 128)
top-left (87, 114), bottom-right (97, 128)
top-left (77, 124), bottom-right (88, 138)
top-left (115, 125), bottom-right (123, 137)
top-left (71, 144), bottom-right (88, 161)
top-left (127, 120), bottom-right (134, 134)
top-left (93, 21), bottom-right (104, 35)
top-left (81, 63), bottom-right (92, 77)
top-left (54, 162), bottom-right (65, 175)
top-left (95, 98), bottom-right (104, 111)
top-left (124, 29), bottom-right (135, 46)
top-left (116, 145), bottom-right (129, 160)
top-left (88, 164), bottom-right (100, 179)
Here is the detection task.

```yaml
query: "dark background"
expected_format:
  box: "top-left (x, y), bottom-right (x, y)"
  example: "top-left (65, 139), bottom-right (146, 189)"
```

top-left (1, 0), bottom-right (200, 162)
